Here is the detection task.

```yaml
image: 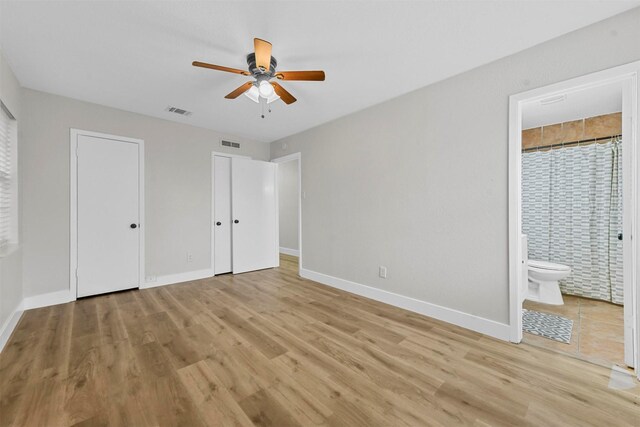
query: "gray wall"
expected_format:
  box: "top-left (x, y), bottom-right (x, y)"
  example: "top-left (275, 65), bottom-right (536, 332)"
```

top-left (21, 89), bottom-right (269, 298)
top-left (271, 8), bottom-right (640, 324)
top-left (0, 51), bottom-right (23, 330)
top-left (277, 159), bottom-right (299, 251)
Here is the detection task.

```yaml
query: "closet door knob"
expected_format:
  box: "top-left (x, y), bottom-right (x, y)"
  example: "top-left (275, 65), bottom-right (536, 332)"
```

top-left (216, 222), bottom-right (222, 226)
top-left (234, 219), bottom-right (239, 224)
top-left (130, 224), bottom-right (138, 229)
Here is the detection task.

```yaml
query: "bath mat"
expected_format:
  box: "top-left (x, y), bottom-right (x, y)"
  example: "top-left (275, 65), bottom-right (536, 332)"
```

top-left (522, 309), bottom-right (573, 344)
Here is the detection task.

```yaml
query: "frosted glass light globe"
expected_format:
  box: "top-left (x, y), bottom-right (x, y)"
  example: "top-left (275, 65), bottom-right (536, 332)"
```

top-left (258, 80), bottom-right (275, 98)
top-left (244, 85), bottom-right (260, 103)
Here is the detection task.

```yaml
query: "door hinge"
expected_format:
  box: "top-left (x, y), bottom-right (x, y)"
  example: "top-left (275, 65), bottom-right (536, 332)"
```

top-left (75, 268), bottom-right (78, 279)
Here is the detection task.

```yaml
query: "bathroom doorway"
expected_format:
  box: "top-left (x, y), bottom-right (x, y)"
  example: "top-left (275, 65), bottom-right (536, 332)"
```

top-left (508, 61), bottom-right (640, 379)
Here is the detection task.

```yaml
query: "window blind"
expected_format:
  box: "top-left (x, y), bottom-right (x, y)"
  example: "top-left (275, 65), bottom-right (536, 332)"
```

top-left (0, 103), bottom-right (15, 249)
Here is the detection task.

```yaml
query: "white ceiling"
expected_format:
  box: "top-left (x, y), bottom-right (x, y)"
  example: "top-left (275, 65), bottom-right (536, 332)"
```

top-left (522, 81), bottom-right (623, 129)
top-left (1, 1), bottom-right (638, 143)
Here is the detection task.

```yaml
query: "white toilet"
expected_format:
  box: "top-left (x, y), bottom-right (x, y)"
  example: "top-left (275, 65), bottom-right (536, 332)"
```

top-left (527, 259), bottom-right (571, 305)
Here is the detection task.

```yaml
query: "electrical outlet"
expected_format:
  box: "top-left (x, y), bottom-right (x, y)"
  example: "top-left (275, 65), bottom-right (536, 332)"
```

top-left (187, 253), bottom-right (193, 263)
top-left (379, 266), bottom-right (387, 279)
top-left (146, 275), bottom-right (157, 283)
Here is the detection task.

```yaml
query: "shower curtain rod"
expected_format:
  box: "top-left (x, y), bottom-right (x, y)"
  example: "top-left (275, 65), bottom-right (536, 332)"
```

top-left (522, 134), bottom-right (622, 153)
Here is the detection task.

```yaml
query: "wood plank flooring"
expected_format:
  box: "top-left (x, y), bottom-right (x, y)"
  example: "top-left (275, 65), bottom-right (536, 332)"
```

top-left (1, 255), bottom-right (638, 426)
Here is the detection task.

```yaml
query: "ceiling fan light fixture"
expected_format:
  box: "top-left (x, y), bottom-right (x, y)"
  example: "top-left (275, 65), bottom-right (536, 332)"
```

top-left (266, 92), bottom-right (281, 104)
top-left (244, 85), bottom-right (260, 103)
top-left (258, 80), bottom-right (275, 98)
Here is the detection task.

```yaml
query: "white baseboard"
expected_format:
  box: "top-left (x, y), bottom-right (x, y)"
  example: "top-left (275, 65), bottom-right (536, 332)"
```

top-left (300, 268), bottom-right (511, 341)
top-left (12, 268), bottom-right (214, 316)
top-left (23, 289), bottom-right (74, 310)
top-left (142, 268), bottom-right (215, 289)
top-left (3, 289), bottom-right (75, 352)
top-left (0, 303), bottom-right (23, 352)
top-left (279, 247), bottom-right (299, 257)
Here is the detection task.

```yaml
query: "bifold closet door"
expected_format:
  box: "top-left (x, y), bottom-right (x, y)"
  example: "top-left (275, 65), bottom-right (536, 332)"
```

top-left (231, 158), bottom-right (279, 274)
top-left (213, 155), bottom-right (232, 274)
top-left (77, 135), bottom-right (140, 297)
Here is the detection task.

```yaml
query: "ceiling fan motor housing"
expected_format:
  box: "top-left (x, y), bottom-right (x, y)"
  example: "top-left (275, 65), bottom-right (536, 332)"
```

top-left (246, 53), bottom-right (277, 78)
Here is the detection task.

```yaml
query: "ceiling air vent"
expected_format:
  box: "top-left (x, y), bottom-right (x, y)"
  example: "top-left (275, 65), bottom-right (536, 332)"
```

top-left (165, 106), bottom-right (192, 116)
top-left (221, 140), bottom-right (241, 149)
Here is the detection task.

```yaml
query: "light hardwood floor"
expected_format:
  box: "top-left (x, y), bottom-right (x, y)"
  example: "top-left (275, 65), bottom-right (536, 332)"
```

top-left (1, 255), bottom-right (638, 426)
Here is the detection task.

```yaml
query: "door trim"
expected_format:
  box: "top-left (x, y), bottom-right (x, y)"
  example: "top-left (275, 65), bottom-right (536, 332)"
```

top-left (70, 129), bottom-right (145, 299)
top-left (210, 151), bottom-right (250, 275)
top-left (271, 152), bottom-right (302, 275)
top-left (508, 61), bottom-right (640, 377)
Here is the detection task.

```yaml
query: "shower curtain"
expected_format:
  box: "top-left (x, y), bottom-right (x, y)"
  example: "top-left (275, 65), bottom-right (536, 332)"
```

top-left (522, 137), bottom-right (623, 304)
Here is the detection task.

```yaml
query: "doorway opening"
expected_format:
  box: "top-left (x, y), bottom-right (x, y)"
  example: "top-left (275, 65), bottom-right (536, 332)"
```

top-left (272, 153), bottom-right (302, 275)
top-left (508, 61), bottom-right (640, 379)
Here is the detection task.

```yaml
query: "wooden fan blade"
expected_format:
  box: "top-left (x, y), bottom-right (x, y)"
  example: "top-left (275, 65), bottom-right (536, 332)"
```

top-left (271, 82), bottom-right (297, 105)
top-left (225, 82), bottom-right (254, 99)
top-left (192, 61), bottom-right (250, 76)
top-left (254, 38), bottom-right (272, 71)
top-left (275, 71), bottom-right (325, 81)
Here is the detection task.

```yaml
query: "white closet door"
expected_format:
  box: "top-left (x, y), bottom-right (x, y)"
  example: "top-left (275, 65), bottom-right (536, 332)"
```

top-left (77, 135), bottom-right (140, 297)
top-left (213, 155), bottom-right (232, 274)
top-left (231, 158), bottom-right (279, 274)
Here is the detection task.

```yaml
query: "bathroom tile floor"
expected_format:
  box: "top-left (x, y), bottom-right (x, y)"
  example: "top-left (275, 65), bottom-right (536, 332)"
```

top-left (523, 295), bottom-right (626, 368)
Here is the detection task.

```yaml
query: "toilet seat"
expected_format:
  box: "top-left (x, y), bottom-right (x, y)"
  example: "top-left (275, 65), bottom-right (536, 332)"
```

top-left (528, 259), bottom-right (571, 272)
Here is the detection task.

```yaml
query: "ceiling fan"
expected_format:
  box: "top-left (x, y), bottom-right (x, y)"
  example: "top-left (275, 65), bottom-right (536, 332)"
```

top-left (193, 38), bottom-right (325, 106)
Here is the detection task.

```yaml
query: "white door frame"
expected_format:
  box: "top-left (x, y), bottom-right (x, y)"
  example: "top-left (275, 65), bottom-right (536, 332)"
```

top-left (210, 151), bottom-right (250, 274)
top-left (70, 129), bottom-right (145, 299)
top-left (272, 152), bottom-right (302, 275)
top-left (508, 61), bottom-right (640, 377)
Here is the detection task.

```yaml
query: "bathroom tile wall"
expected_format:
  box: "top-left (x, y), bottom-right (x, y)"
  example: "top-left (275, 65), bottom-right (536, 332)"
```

top-left (522, 112), bottom-right (621, 149)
